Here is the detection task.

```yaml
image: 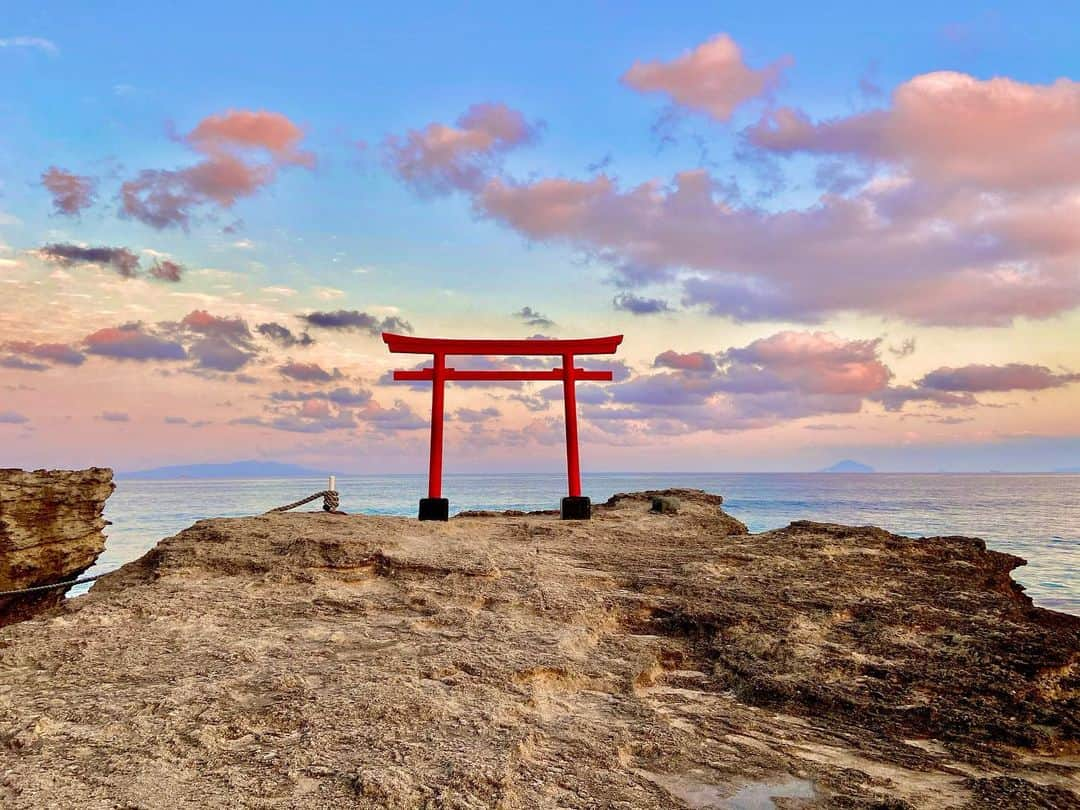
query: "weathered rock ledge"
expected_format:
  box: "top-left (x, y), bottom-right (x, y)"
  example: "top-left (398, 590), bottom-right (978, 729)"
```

top-left (0, 489), bottom-right (1077, 808)
top-left (0, 468), bottom-right (113, 627)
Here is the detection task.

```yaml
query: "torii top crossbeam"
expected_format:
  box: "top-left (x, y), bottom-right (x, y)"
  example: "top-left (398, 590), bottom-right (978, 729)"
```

top-left (383, 334), bottom-right (623, 356)
top-left (383, 332), bottom-right (624, 520)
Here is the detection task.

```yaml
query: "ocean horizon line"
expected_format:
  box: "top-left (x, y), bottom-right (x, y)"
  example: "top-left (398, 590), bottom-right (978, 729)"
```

top-left (113, 469), bottom-right (1080, 479)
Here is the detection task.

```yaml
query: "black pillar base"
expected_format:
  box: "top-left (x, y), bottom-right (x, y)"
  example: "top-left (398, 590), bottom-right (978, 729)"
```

top-left (560, 496), bottom-right (592, 520)
top-left (418, 497), bottom-right (449, 521)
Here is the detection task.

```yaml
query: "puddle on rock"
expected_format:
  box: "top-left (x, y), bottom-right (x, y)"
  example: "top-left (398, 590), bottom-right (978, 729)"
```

top-left (726, 776), bottom-right (816, 809)
top-left (638, 770), bottom-right (815, 809)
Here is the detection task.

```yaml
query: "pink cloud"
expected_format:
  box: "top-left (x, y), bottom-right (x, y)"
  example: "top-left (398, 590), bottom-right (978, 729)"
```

top-left (871, 386), bottom-right (977, 412)
top-left (177, 310), bottom-right (258, 372)
top-left (4, 341), bottom-right (86, 367)
top-left (187, 339), bottom-right (253, 373)
top-left (733, 74), bottom-right (1080, 321)
top-left (278, 361), bottom-right (342, 383)
top-left (121, 159), bottom-right (270, 230)
top-left (597, 330), bottom-right (983, 431)
top-left (236, 397), bottom-right (426, 436)
top-left (299, 399), bottom-right (333, 419)
top-left (622, 33), bottom-right (791, 121)
top-left (381, 70), bottom-right (1080, 327)
top-left (475, 165), bottom-right (1080, 325)
top-left (234, 405), bottom-right (356, 434)
top-left (270, 387), bottom-right (372, 406)
top-left (653, 350), bottom-right (716, 373)
top-left (453, 406), bottom-right (500, 423)
top-left (478, 175), bottom-right (614, 240)
top-left (121, 109), bottom-right (314, 229)
top-left (1, 356), bottom-right (48, 372)
top-left (40, 167), bottom-right (96, 215)
top-left (148, 259), bottom-right (184, 282)
top-left (747, 72), bottom-right (1080, 192)
top-left (186, 109), bottom-right (315, 166)
top-left (723, 331), bottom-right (891, 395)
top-left (39, 243), bottom-right (140, 278)
top-left (84, 325), bottom-right (187, 361)
top-left (384, 103), bottom-right (539, 194)
top-left (180, 309), bottom-right (251, 340)
top-left (356, 400), bottom-right (427, 431)
top-left (613, 331), bottom-right (889, 420)
top-left (66, 308), bottom-right (340, 377)
top-left (919, 363), bottom-right (1080, 392)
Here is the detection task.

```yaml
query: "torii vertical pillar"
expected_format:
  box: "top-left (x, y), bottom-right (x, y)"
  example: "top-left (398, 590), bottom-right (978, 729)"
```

top-left (383, 333), bottom-right (624, 521)
top-left (419, 351), bottom-right (449, 521)
top-left (559, 352), bottom-right (591, 519)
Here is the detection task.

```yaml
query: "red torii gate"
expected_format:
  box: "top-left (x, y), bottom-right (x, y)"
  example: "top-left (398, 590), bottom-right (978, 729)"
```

top-left (383, 333), bottom-right (624, 521)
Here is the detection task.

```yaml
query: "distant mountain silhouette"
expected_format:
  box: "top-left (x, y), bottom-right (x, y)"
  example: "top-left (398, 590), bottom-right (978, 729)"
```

top-left (119, 460), bottom-right (328, 480)
top-left (819, 459), bottom-right (875, 473)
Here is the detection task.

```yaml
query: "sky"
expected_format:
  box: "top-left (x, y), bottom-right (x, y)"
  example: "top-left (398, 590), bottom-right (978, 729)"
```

top-left (1, 1), bottom-right (1079, 473)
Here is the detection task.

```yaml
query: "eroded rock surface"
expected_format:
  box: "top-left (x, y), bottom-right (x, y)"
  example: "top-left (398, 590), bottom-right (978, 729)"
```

top-left (0, 489), bottom-right (1077, 808)
top-left (0, 467), bottom-right (113, 627)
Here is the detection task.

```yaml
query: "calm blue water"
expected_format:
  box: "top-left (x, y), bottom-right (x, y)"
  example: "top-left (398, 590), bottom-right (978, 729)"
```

top-left (83, 473), bottom-right (1079, 615)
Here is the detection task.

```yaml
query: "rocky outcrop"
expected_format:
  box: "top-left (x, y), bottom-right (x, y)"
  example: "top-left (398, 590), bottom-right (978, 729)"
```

top-left (0, 489), bottom-right (1077, 808)
top-left (0, 468), bottom-right (113, 627)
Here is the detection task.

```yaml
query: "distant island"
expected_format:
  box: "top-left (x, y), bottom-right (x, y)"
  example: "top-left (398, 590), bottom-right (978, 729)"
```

top-left (820, 459), bottom-right (875, 473)
top-left (118, 460), bottom-right (328, 480)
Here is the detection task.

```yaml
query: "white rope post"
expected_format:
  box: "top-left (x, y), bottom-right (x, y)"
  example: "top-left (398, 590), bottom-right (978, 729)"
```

top-left (329, 475), bottom-right (336, 491)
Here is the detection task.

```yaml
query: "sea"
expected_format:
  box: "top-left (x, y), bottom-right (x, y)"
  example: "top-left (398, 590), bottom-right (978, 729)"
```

top-left (81, 473), bottom-right (1079, 616)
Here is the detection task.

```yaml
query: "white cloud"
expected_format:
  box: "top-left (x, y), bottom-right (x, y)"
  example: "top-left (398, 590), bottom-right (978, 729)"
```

top-left (261, 286), bottom-right (298, 297)
top-left (0, 37), bottom-right (58, 55)
top-left (167, 291), bottom-right (226, 306)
